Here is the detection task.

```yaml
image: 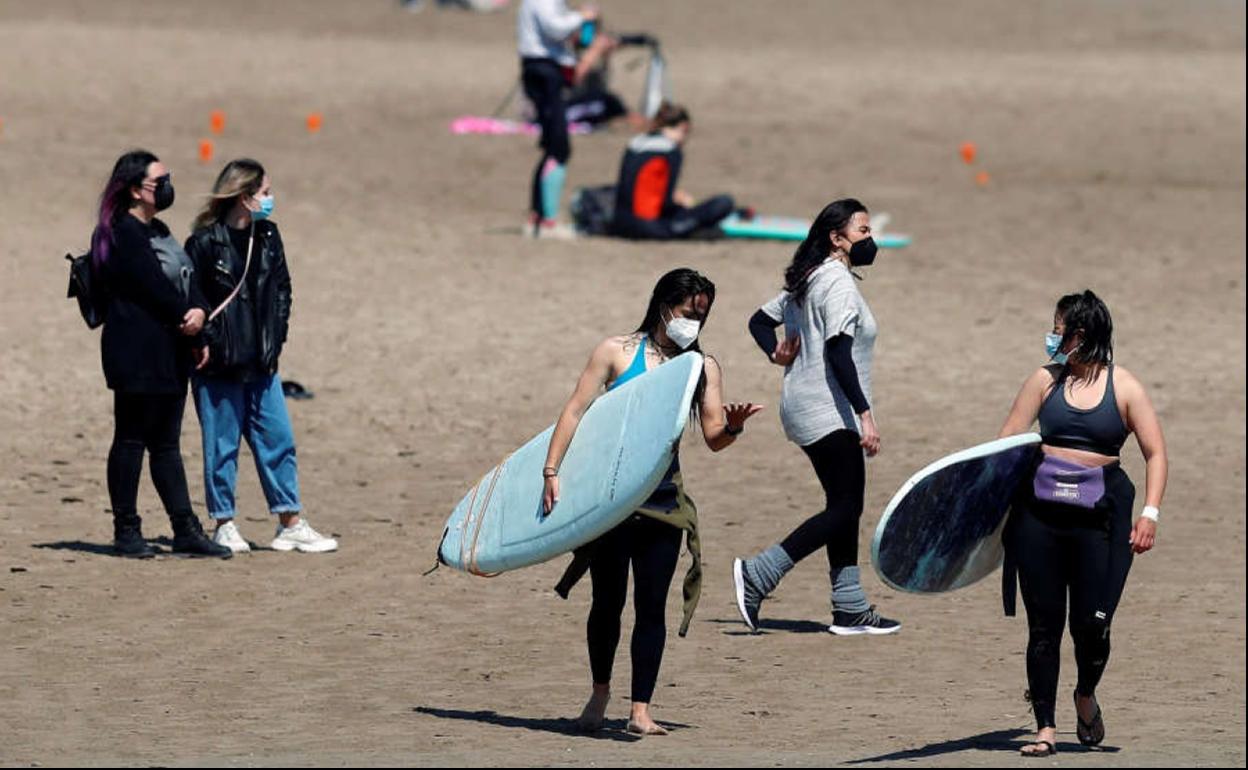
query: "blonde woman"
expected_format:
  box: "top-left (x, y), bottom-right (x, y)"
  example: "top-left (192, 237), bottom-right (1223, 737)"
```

top-left (184, 159), bottom-right (336, 554)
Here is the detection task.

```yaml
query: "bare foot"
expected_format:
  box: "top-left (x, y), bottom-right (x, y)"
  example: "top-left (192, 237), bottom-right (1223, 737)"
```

top-left (575, 689), bottom-right (610, 732)
top-left (626, 713), bottom-right (669, 736)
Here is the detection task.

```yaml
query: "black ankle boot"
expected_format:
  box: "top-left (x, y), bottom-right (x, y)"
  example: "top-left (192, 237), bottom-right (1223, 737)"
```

top-left (113, 512), bottom-right (155, 559)
top-left (171, 513), bottom-right (233, 559)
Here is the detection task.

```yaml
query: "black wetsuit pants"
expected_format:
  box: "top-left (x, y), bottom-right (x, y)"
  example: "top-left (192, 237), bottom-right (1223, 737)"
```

top-left (1009, 464), bottom-right (1135, 729)
top-left (613, 195), bottom-right (737, 240)
top-left (587, 514), bottom-right (682, 703)
top-left (521, 58), bottom-right (571, 219)
top-left (107, 391), bottom-right (194, 527)
top-left (779, 429), bottom-right (865, 569)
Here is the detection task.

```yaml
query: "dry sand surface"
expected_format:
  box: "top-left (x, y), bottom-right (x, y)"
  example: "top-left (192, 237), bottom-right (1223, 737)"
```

top-left (1, 0), bottom-right (1244, 766)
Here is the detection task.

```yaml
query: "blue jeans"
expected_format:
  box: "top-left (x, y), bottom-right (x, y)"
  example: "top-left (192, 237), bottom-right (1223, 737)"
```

top-left (192, 373), bottom-right (301, 520)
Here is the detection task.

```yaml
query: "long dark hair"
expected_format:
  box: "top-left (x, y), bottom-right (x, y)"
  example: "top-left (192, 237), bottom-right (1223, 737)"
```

top-left (1055, 290), bottom-right (1114, 380)
top-left (634, 268), bottom-right (716, 416)
top-left (91, 150), bottom-right (159, 270)
top-left (783, 198), bottom-right (868, 303)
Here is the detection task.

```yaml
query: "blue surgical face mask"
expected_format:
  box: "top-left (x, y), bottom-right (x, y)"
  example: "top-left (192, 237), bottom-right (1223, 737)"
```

top-left (251, 194), bottom-right (274, 221)
top-left (1046, 332), bottom-right (1069, 364)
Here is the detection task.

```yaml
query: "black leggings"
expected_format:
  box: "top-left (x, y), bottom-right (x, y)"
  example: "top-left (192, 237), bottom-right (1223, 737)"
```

top-left (780, 429), bottom-right (865, 569)
top-left (587, 514), bottom-right (682, 703)
top-left (1010, 465), bottom-right (1135, 729)
top-left (107, 391), bottom-right (193, 524)
top-left (522, 58), bottom-right (571, 218)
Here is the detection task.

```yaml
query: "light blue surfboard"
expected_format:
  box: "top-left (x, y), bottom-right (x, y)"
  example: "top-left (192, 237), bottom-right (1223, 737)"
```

top-left (871, 433), bottom-right (1041, 594)
top-left (439, 353), bottom-right (703, 576)
top-left (720, 214), bottom-right (912, 249)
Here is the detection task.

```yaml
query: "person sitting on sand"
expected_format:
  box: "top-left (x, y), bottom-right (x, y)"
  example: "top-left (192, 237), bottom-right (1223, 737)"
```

top-left (610, 103), bottom-right (735, 240)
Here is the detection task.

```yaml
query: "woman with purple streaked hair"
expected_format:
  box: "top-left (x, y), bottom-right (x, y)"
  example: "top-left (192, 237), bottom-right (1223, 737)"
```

top-left (90, 149), bottom-right (231, 560)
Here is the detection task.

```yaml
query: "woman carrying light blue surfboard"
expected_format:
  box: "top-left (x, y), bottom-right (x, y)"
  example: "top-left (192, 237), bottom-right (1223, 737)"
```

top-left (542, 268), bottom-right (763, 735)
top-left (733, 198), bottom-right (901, 636)
top-left (999, 290), bottom-right (1168, 758)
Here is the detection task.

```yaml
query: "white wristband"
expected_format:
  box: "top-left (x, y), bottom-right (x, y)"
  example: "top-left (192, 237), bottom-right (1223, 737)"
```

top-left (1141, 506), bottom-right (1160, 522)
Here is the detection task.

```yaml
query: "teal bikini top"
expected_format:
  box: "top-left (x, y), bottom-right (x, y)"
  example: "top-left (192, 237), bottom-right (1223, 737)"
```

top-left (609, 337), bottom-right (649, 391)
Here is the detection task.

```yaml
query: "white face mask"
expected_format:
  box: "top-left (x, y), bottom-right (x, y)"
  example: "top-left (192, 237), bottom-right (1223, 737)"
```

top-left (665, 315), bottom-right (701, 350)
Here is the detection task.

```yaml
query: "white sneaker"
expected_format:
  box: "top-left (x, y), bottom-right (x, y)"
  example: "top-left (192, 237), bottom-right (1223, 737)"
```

top-left (526, 219), bottom-right (579, 241)
top-left (212, 521), bottom-right (252, 553)
top-left (271, 519), bottom-right (338, 553)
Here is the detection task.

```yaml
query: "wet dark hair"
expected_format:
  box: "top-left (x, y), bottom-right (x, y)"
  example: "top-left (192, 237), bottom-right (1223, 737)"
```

top-left (783, 198), bottom-right (868, 303)
top-left (91, 149), bottom-right (159, 269)
top-left (1055, 290), bottom-right (1114, 377)
top-left (649, 101), bottom-right (690, 133)
top-left (635, 268), bottom-right (716, 416)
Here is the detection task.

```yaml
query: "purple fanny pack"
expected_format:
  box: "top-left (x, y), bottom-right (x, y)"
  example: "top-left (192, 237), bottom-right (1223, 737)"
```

top-left (1033, 455), bottom-right (1107, 509)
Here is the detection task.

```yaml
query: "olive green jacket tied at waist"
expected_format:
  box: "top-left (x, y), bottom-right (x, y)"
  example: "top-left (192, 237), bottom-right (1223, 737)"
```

top-left (554, 471), bottom-right (702, 637)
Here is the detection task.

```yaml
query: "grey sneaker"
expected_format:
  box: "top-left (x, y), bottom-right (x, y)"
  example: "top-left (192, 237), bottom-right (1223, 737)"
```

top-left (733, 557), bottom-right (764, 632)
top-left (829, 605), bottom-right (901, 636)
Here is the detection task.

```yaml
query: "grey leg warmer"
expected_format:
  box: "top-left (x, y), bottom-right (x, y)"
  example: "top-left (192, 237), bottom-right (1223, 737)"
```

top-left (830, 565), bottom-right (870, 614)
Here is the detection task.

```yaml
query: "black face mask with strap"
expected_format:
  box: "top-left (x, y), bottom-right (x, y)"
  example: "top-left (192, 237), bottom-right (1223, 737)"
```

top-left (848, 236), bottom-right (878, 267)
top-left (153, 174), bottom-right (175, 212)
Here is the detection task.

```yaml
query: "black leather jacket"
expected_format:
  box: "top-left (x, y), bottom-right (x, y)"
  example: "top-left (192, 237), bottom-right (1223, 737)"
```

top-left (184, 220), bottom-right (292, 376)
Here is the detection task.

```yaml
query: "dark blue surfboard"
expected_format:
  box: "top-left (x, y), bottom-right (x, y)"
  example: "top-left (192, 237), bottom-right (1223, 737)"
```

top-left (871, 433), bottom-right (1041, 594)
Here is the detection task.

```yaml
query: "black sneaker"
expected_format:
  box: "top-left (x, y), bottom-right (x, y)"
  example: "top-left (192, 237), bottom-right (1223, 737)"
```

top-left (732, 557), bottom-right (764, 632)
top-left (829, 605), bottom-right (901, 636)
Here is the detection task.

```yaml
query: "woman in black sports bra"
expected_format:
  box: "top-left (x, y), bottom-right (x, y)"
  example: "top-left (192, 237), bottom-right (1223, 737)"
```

top-left (998, 290), bottom-right (1169, 757)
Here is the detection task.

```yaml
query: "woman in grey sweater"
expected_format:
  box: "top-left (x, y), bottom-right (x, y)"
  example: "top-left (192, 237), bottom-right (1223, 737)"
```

top-left (733, 198), bottom-right (900, 636)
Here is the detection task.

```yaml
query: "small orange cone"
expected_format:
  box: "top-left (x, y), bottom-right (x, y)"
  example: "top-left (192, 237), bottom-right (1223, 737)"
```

top-left (210, 110), bottom-right (226, 135)
top-left (960, 142), bottom-right (977, 165)
top-left (306, 112), bottom-right (323, 134)
top-left (199, 139), bottom-right (215, 164)
top-left (975, 171), bottom-right (991, 186)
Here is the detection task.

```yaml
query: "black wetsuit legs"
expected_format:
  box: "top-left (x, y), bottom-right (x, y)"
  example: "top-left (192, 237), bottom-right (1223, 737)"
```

top-left (587, 514), bottom-right (682, 703)
top-left (1011, 466), bottom-right (1135, 729)
top-left (667, 194), bottom-right (736, 237)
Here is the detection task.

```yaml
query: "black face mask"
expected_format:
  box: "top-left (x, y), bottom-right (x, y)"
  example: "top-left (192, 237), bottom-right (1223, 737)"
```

top-left (848, 236), bottom-right (878, 267)
top-left (153, 174), bottom-right (175, 212)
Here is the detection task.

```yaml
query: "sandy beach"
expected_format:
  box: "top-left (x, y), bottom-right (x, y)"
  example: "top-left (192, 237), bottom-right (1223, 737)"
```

top-left (0, 1), bottom-right (1244, 765)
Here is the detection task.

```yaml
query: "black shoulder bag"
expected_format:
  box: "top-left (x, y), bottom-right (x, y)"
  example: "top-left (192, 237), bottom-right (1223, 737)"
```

top-left (65, 251), bottom-right (107, 329)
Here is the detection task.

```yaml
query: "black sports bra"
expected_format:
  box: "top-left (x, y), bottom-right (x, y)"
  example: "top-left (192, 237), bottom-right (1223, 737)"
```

top-left (1037, 364), bottom-right (1129, 456)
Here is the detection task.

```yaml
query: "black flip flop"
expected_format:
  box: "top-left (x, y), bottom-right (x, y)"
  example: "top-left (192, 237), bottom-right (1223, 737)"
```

top-left (1020, 740), bottom-right (1057, 758)
top-left (1075, 691), bottom-right (1105, 746)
